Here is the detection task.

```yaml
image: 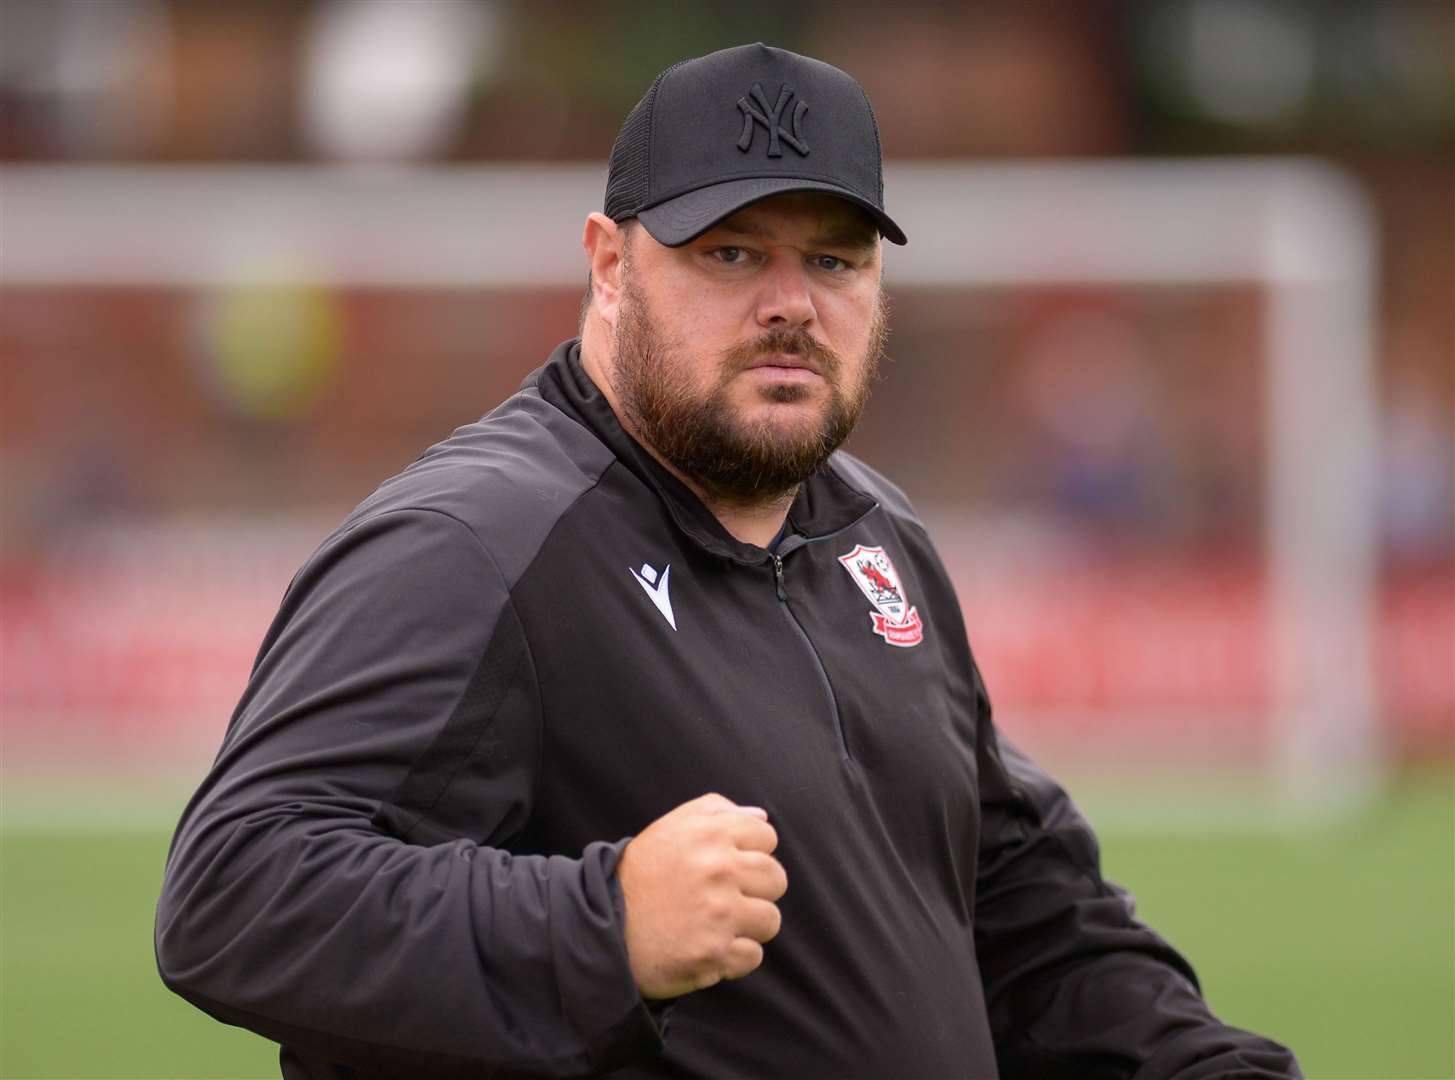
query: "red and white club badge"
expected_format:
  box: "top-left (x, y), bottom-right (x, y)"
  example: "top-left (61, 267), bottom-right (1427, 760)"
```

top-left (837, 543), bottom-right (924, 648)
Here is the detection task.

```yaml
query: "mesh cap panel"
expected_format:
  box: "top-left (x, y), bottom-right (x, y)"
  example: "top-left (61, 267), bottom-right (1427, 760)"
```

top-left (604, 61), bottom-right (687, 222)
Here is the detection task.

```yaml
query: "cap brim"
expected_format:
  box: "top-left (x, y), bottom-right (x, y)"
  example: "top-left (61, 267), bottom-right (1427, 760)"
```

top-left (636, 176), bottom-right (908, 247)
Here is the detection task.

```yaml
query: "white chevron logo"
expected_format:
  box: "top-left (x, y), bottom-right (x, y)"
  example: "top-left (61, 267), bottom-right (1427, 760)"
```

top-left (629, 562), bottom-right (676, 631)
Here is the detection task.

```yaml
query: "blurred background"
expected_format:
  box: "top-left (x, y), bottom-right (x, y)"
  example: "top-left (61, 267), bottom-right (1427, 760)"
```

top-left (1, 1), bottom-right (1451, 1077)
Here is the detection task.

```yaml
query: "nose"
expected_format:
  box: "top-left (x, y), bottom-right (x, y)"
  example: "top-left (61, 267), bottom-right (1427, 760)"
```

top-left (754, 251), bottom-right (816, 330)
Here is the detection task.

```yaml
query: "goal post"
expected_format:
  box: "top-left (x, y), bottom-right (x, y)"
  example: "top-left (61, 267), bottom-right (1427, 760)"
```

top-left (882, 161), bottom-right (1382, 827)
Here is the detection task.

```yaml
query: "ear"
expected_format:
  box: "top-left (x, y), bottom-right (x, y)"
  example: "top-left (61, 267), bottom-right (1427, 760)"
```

top-left (582, 212), bottom-right (629, 327)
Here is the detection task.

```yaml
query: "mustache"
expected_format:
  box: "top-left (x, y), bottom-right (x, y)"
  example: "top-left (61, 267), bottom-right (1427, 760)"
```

top-left (721, 328), bottom-right (841, 376)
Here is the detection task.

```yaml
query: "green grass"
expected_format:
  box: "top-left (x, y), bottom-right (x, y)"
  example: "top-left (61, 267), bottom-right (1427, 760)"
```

top-left (1097, 765), bottom-right (1455, 1080)
top-left (1, 826), bottom-right (279, 1079)
top-left (1, 767), bottom-right (1451, 1080)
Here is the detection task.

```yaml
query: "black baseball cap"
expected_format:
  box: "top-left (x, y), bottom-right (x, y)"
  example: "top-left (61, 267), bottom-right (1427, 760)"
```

top-left (604, 43), bottom-right (907, 248)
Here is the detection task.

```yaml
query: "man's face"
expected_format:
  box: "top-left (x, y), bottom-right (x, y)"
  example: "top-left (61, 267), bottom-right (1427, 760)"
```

top-left (609, 192), bottom-right (888, 506)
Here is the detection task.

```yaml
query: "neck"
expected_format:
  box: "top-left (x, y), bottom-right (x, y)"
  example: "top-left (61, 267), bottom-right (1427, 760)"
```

top-left (686, 485), bottom-right (795, 549)
top-left (579, 327), bottom-right (793, 549)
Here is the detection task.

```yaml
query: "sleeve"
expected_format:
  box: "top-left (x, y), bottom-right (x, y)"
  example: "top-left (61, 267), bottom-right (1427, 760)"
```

top-left (971, 665), bottom-right (1304, 1080)
top-left (154, 508), bottom-right (665, 1079)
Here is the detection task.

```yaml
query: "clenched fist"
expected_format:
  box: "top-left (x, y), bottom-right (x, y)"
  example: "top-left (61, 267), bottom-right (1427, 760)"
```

top-left (616, 792), bottom-right (788, 999)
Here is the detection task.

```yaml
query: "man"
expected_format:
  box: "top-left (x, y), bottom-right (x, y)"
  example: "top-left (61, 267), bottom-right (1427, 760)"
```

top-left (156, 44), bottom-right (1301, 1079)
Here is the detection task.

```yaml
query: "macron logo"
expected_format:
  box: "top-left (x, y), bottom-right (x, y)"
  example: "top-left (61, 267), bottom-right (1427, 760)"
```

top-left (629, 563), bottom-right (676, 631)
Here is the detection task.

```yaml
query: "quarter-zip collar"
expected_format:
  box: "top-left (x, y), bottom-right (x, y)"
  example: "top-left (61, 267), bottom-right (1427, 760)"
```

top-left (528, 339), bottom-right (878, 565)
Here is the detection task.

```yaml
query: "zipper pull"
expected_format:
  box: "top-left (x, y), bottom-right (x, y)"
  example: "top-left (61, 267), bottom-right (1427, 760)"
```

top-left (772, 555), bottom-right (787, 601)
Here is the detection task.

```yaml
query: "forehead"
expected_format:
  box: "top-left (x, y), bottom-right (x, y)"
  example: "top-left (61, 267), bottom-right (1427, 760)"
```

top-left (701, 192), bottom-right (880, 248)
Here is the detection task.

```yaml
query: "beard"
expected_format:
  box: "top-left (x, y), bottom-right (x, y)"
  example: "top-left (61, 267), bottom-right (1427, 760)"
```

top-left (610, 278), bottom-right (889, 507)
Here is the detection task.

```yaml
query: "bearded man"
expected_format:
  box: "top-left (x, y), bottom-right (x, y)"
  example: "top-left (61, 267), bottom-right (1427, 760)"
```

top-left (156, 44), bottom-right (1302, 1080)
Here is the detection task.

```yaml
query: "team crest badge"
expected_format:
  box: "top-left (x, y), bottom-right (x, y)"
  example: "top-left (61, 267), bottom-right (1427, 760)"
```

top-left (837, 544), bottom-right (924, 648)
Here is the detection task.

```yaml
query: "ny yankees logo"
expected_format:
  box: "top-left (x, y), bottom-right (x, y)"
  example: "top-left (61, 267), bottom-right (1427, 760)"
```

top-left (736, 82), bottom-right (809, 158)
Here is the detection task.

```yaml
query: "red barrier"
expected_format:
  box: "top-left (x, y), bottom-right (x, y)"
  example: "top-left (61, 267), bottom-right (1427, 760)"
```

top-left (3, 552), bottom-right (1450, 755)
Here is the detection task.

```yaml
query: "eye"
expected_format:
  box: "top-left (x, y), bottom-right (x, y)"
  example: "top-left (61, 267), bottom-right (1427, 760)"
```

top-left (713, 246), bottom-right (747, 264)
top-left (812, 254), bottom-right (849, 272)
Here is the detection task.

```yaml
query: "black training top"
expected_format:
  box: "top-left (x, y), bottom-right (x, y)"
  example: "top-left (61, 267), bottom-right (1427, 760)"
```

top-left (156, 341), bottom-right (1301, 1079)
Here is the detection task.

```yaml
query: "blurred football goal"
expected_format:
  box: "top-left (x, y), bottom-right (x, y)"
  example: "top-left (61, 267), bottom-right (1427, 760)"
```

top-left (1, 161), bottom-right (1388, 829)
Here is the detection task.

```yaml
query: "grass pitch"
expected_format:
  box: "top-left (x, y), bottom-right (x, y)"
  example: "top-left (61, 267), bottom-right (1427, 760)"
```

top-left (1, 766), bottom-right (1450, 1079)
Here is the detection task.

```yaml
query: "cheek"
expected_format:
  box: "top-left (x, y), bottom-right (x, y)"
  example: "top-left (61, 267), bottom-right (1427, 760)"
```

top-left (819, 290), bottom-right (879, 357)
top-left (658, 282), bottom-right (752, 348)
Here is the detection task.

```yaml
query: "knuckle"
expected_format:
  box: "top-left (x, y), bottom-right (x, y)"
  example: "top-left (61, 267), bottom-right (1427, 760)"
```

top-left (747, 904), bottom-right (779, 943)
top-left (693, 848), bottom-right (731, 882)
top-left (689, 815), bottom-right (724, 843)
top-left (699, 891), bottom-right (732, 925)
top-left (771, 862), bottom-right (789, 897)
top-left (694, 968), bottom-right (724, 991)
top-left (686, 931), bottom-right (725, 970)
top-left (746, 852), bottom-right (788, 898)
top-left (726, 940), bottom-right (764, 979)
top-left (690, 933), bottom-right (733, 975)
top-left (765, 903), bottom-right (783, 939)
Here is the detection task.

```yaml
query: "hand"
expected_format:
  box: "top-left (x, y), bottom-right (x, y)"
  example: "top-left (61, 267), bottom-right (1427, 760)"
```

top-left (616, 792), bottom-right (788, 999)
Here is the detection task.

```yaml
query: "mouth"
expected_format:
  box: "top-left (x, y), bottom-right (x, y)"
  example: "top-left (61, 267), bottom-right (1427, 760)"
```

top-left (744, 352), bottom-right (824, 379)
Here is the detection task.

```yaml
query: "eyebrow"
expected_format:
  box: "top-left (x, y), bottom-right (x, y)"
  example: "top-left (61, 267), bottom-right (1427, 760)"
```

top-left (711, 218), bottom-right (879, 251)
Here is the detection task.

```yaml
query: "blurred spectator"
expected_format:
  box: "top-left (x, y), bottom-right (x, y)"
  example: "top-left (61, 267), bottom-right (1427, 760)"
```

top-left (1004, 299), bottom-right (1175, 537)
top-left (1381, 362), bottom-right (1455, 567)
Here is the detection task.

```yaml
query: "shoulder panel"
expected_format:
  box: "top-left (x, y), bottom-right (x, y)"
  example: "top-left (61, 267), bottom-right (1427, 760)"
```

top-left (343, 389), bottom-right (616, 588)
